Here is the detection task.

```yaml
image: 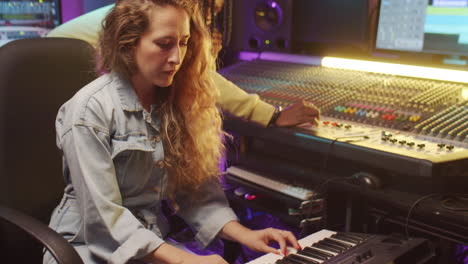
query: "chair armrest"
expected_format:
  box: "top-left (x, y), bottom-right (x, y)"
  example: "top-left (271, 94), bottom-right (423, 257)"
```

top-left (0, 205), bottom-right (84, 264)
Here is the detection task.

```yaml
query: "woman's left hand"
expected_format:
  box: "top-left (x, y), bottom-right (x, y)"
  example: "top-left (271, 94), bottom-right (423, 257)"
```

top-left (238, 228), bottom-right (301, 256)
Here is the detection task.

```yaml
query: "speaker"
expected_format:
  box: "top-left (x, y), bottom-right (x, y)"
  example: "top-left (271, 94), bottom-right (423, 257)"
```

top-left (229, 0), bottom-right (292, 52)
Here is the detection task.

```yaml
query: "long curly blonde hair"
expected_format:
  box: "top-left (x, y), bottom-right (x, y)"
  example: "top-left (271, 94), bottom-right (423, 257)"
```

top-left (97, 0), bottom-right (224, 199)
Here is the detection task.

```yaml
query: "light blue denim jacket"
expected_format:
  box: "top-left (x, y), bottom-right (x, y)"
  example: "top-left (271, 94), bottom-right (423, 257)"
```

top-left (45, 72), bottom-right (238, 264)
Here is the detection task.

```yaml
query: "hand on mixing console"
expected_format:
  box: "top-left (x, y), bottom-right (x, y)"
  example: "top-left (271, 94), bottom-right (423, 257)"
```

top-left (275, 100), bottom-right (320, 127)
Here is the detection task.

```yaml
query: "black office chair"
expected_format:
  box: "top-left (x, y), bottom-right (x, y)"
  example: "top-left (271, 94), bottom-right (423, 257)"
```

top-left (0, 38), bottom-right (97, 263)
top-left (0, 37), bottom-right (243, 264)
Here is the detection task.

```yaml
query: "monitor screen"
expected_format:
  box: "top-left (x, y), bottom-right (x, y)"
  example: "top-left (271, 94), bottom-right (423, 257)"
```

top-left (0, 0), bottom-right (61, 28)
top-left (292, 0), bottom-right (369, 57)
top-left (375, 0), bottom-right (468, 57)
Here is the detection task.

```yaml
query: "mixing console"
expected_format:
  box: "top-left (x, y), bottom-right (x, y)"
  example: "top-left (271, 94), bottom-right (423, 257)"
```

top-left (0, 1), bottom-right (60, 47)
top-left (295, 117), bottom-right (466, 161)
top-left (219, 60), bottom-right (468, 146)
top-left (0, 26), bottom-right (49, 47)
top-left (220, 60), bottom-right (468, 189)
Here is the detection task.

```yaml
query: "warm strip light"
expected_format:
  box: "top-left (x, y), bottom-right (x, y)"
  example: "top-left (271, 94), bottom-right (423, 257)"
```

top-left (322, 57), bottom-right (468, 84)
top-left (462, 88), bottom-right (468, 99)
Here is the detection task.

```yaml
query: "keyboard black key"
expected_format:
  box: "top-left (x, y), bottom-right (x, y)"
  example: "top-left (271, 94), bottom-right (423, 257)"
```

top-left (276, 259), bottom-right (300, 264)
top-left (324, 238), bottom-right (352, 249)
top-left (332, 233), bottom-right (360, 244)
top-left (317, 240), bottom-right (344, 252)
top-left (313, 242), bottom-right (341, 253)
top-left (299, 248), bottom-right (328, 260)
top-left (303, 246), bottom-right (334, 258)
top-left (287, 254), bottom-right (320, 264)
top-left (336, 232), bottom-right (364, 243)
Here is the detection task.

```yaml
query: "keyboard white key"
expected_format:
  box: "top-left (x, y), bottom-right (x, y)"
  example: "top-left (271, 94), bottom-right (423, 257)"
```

top-left (226, 166), bottom-right (315, 201)
top-left (247, 229), bottom-right (431, 264)
top-left (247, 229), bottom-right (337, 264)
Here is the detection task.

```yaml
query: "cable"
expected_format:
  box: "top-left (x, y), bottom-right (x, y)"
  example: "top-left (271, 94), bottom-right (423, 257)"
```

top-left (222, 0), bottom-right (232, 47)
top-left (312, 135), bottom-right (371, 203)
top-left (318, 137), bottom-right (338, 178)
top-left (298, 176), bottom-right (356, 238)
top-left (440, 194), bottom-right (468, 212)
top-left (299, 135), bottom-right (369, 237)
top-left (319, 135), bottom-right (370, 177)
top-left (404, 193), bottom-right (440, 239)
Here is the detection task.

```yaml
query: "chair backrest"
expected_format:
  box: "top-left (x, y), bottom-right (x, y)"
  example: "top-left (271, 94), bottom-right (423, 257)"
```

top-left (0, 37), bottom-right (97, 262)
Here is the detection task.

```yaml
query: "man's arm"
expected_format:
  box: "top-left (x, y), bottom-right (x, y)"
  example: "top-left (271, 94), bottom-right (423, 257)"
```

top-left (212, 72), bottom-right (276, 126)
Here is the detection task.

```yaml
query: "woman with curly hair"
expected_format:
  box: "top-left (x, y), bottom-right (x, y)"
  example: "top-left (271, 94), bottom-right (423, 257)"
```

top-left (44, 0), bottom-right (300, 263)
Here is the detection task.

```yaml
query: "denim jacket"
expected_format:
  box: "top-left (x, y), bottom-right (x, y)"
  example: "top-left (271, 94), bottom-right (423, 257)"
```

top-left (46, 73), bottom-right (238, 264)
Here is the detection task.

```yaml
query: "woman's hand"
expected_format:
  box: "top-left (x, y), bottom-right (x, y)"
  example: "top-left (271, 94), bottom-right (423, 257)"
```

top-left (275, 100), bottom-right (320, 127)
top-left (239, 228), bottom-right (301, 256)
top-left (220, 221), bottom-right (301, 257)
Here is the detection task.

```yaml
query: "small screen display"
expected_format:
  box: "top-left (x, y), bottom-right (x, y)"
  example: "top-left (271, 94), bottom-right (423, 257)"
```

top-left (0, 0), bottom-right (61, 28)
top-left (376, 0), bottom-right (468, 56)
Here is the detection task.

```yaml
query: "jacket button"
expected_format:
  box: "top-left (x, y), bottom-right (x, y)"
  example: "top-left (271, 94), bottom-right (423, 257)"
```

top-left (155, 160), bottom-right (165, 168)
top-left (153, 135), bottom-right (161, 142)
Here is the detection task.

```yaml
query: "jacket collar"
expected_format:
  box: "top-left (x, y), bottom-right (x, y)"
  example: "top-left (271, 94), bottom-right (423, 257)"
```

top-left (111, 72), bottom-right (144, 112)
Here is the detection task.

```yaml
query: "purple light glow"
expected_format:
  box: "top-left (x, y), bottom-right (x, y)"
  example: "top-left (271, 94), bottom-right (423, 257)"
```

top-left (458, 245), bottom-right (468, 264)
top-left (239, 51), bottom-right (322, 66)
top-left (271, 1), bottom-right (277, 8)
top-left (60, 0), bottom-right (83, 23)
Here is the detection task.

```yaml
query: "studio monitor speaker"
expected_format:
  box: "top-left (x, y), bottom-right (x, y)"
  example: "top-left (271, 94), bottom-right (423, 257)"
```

top-left (229, 0), bottom-right (292, 52)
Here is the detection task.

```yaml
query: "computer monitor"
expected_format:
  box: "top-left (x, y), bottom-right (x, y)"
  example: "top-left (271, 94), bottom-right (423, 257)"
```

top-left (0, 0), bottom-right (61, 46)
top-left (291, 0), bottom-right (370, 57)
top-left (0, 0), bottom-right (61, 27)
top-left (375, 0), bottom-right (468, 65)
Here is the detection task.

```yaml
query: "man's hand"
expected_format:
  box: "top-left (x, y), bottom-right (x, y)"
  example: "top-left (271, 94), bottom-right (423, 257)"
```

top-left (275, 100), bottom-right (320, 127)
